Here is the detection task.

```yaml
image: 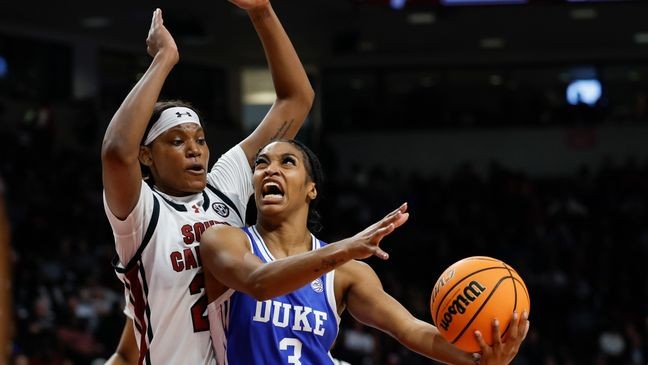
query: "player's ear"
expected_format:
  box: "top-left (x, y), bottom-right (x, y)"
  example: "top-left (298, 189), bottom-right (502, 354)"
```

top-left (307, 183), bottom-right (317, 201)
top-left (139, 145), bottom-right (153, 167)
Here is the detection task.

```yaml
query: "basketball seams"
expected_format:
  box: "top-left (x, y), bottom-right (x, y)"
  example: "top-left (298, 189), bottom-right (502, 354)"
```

top-left (461, 256), bottom-right (501, 263)
top-left (450, 275), bottom-right (513, 345)
top-left (431, 257), bottom-right (530, 352)
top-left (432, 265), bottom-right (509, 324)
top-left (512, 276), bottom-right (530, 310)
top-left (501, 279), bottom-right (530, 340)
top-left (500, 262), bottom-right (517, 339)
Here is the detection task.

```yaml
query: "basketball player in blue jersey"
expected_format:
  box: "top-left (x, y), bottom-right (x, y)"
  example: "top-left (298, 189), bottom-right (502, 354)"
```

top-left (101, 1), bottom-right (315, 364)
top-left (200, 139), bottom-right (530, 365)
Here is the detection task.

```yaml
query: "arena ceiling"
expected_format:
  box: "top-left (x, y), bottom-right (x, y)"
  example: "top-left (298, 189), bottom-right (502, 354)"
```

top-left (1, 0), bottom-right (648, 66)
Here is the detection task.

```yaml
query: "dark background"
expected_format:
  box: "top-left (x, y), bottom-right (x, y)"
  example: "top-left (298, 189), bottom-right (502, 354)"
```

top-left (1, 0), bottom-right (648, 364)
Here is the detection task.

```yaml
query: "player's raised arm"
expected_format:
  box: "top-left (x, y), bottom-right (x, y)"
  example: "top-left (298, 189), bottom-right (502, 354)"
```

top-left (101, 8), bottom-right (179, 219)
top-left (340, 262), bottom-right (530, 365)
top-left (230, 0), bottom-right (315, 166)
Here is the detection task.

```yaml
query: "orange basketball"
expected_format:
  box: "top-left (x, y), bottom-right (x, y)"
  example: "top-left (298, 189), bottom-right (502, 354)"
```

top-left (430, 256), bottom-right (530, 353)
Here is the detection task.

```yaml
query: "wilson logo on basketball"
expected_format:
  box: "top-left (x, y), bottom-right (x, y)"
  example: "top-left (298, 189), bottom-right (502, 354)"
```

top-left (439, 280), bottom-right (487, 331)
top-left (431, 268), bottom-right (455, 304)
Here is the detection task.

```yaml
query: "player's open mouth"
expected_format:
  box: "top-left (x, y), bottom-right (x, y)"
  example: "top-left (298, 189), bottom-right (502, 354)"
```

top-left (186, 164), bottom-right (205, 174)
top-left (262, 181), bottom-right (284, 199)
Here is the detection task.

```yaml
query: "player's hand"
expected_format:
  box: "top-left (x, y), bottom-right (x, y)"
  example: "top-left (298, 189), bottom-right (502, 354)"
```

top-left (474, 311), bottom-right (530, 365)
top-left (146, 9), bottom-right (179, 64)
top-left (228, 0), bottom-right (270, 11)
top-left (342, 203), bottom-right (409, 260)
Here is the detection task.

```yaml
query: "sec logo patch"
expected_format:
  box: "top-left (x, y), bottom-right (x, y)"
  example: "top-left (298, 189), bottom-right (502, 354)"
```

top-left (212, 202), bottom-right (230, 217)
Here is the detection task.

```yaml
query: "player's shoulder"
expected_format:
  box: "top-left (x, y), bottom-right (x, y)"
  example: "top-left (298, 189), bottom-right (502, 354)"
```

top-left (200, 225), bottom-right (252, 261)
top-left (334, 260), bottom-right (382, 299)
top-left (338, 260), bottom-right (379, 283)
top-left (202, 224), bottom-right (245, 242)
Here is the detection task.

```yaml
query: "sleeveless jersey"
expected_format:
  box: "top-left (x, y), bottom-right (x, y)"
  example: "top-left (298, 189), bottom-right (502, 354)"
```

top-left (208, 226), bottom-right (341, 365)
top-left (104, 146), bottom-right (253, 365)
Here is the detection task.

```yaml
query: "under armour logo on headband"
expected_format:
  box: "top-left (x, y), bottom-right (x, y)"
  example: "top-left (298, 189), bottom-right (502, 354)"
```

top-left (144, 107), bottom-right (202, 145)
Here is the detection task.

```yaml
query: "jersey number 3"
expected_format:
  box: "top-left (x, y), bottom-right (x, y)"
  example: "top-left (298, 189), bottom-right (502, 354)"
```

top-left (189, 272), bottom-right (209, 332)
top-left (279, 337), bottom-right (303, 365)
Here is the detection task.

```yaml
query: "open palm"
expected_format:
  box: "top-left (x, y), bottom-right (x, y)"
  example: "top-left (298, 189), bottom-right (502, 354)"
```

top-left (348, 203), bottom-right (409, 260)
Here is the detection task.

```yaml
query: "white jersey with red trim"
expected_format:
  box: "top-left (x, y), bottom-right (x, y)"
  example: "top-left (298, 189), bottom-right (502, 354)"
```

top-left (103, 145), bottom-right (253, 365)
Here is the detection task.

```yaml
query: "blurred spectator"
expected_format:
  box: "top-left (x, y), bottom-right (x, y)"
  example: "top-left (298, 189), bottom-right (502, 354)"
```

top-left (336, 319), bottom-right (378, 365)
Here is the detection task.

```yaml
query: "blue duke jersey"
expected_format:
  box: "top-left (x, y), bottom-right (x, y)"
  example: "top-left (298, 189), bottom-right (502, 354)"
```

top-left (208, 226), bottom-right (341, 365)
top-left (103, 146), bottom-right (253, 365)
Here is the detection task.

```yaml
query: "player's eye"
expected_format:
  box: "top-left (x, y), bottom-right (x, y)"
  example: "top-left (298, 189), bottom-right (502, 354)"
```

top-left (254, 156), bottom-right (269, 168)
top-left (283, 156), bottom-right (296, 165)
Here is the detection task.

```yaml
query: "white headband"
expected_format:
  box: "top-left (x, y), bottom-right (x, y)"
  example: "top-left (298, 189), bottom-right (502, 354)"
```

top-left (144, 106), bottom-right (202, 145)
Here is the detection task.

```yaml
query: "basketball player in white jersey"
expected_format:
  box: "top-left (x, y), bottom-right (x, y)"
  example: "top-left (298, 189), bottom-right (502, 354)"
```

top-left (101, 1), bottom-right (314, 363)
top-left (201, 140), bottom-right (530, 365)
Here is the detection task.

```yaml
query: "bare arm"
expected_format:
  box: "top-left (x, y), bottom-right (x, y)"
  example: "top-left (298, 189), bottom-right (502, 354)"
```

top-left (0, 182), bottom-right (11, 364)
top-left (231, 0), bottom-right (315, 166)
top-left (104, 318), bottom-right (139, 365)
top-left (101, 8), bottom-right (179, 219)
top-left (200, 204), bottom-right (408, 300)
top-left (342, 262), bottom-right (530, 365)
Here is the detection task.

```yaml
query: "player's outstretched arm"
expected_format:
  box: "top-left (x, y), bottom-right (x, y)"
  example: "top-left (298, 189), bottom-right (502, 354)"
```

top-left (105, 318), bottom-right (139, 365)
top-left (230, 0), bottom-right (315, 166)
top-left (101, 8), bottom-right (179, 219)
top-left (341, 262), bottom-right (530, 365)
top-left (200, 203), bottom-right (408, 300)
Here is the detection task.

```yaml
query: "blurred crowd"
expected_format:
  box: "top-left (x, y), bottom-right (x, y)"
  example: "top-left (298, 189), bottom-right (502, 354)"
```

top-left (323, 157), bottom-right (648, 365)
top-left (1, 95), bottom-right (647, 365)
top-left (323, 76), bottom-right (648, 131)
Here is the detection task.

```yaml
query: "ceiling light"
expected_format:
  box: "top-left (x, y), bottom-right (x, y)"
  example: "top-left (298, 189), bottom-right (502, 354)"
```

top-left (390, 0), bottom-right (407, 10)
top-left (244, 92), bottom-right (276, 105)
top-left (407, 12), bottom-right (436, 25)
top-left (81, 16), bottom-right (111, 28)
top-left (634, 32), bottom-right (648, 44)
top-left (489, 74), bottom-right (503, 86)
top-left (570, 8), bottom-right (597, 20)
top-left (441, 0), bottom-right (526, 5)
top-left (480, 37), bottom-right (505, 49)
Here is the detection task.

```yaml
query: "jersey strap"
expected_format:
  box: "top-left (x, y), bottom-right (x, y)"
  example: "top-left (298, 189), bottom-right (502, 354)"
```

top-left (206, 184), bottom-right (243, 222)
top-left (201, 190), bottom-right (210, 211)
top-left (152, 190), bottom-right (187, 212)
top-left (112, 194), bottom-right (161, 274)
